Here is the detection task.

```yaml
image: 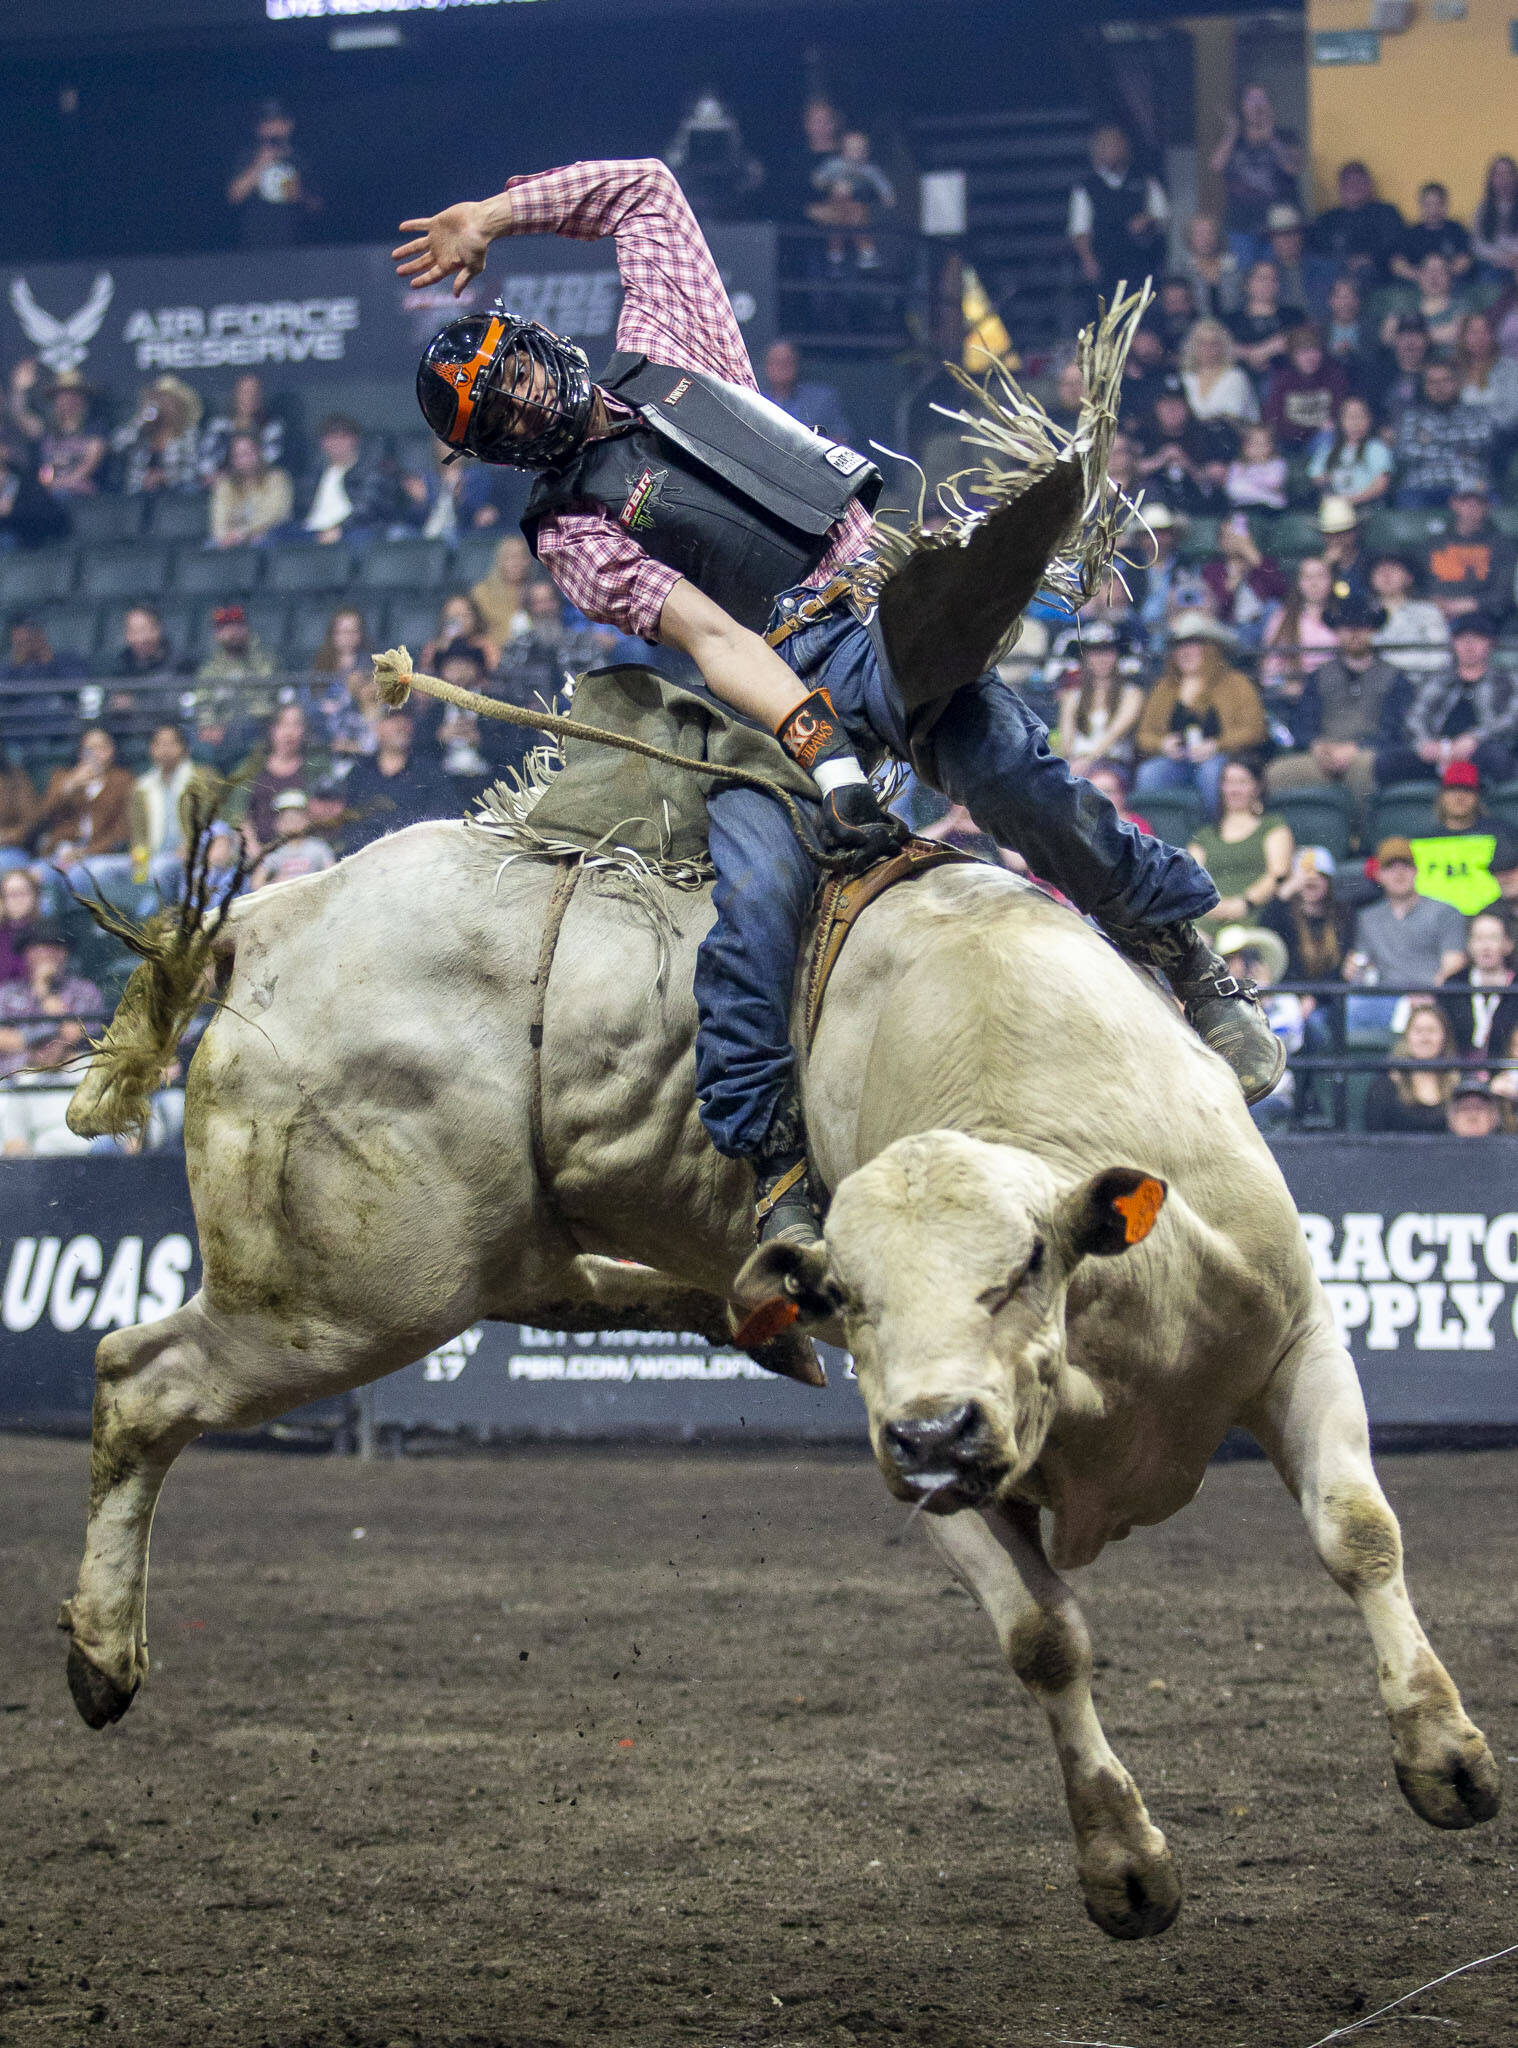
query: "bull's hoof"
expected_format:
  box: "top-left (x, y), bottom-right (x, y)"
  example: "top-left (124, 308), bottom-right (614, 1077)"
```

top-left (1393, 1729), bottom-right (1501, 1831)
top-left (66, 1642), bottom-right (139, 1730)
top-left (1080, 1850), bottom-right (1182, 1941)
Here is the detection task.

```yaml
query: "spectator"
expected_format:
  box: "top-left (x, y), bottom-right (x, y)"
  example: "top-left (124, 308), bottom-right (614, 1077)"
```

top-left (1422, 481), bottom-right (1517, 625)
top-left (1200, 511), bottom-right (1287, 642)
top-left (237, 703), bottom-right (324, 851)
top-left (1440, 909), bottom-right (1518, 1056)
top-left (1392, 181), bottom-right (1474, 284)
top-left (665, 89), bottom-right (764, 225)
top-left (1225, 422), bottom-right (1287, 511)
top-left (1306, 395), bottom-right (1393, 510)
top-left (794, 95), bottom-right (843, 213)
top-left (338, 708), bottom-right (455, 853)
top-left (186, 602), bottom-right (279, 764)
top-left (226, 98), bottom-right (319, 249)
top-left (1227, 260), bottom-right (1304, 380)
top-left (1216, 922), bottom-right (1302, 1127)
top-left (1264, 206), bottom-right (1323, 319)
top-left (1262, 554), bottom-right (1339, 687)
top-left (1324, 276), bottom-right (1370, 370)
top-left (1135, 377), bottom-right (1228, 512)
top-left (1262, 325), bottom-right (1349, 453)
top-left (1364, 1005), bottom-right (1460, 1132)
top-left (1054, 623), bottom-right (1144, 774)
top-left (110, 605), bottom-right (179, 722)
top-left (126, 725), bottom-right (216, 900)
top-left (1177, 213), bottom-right (1241, 318)
top-left (1369, 553), bottom-right (1451, 678)
top-left (1153, 276), bottom-right (1201, 356)
top-left (3, 612), bottom-right (87, 693)
top-left (198, 372), bottom-right (289, 480)
top-left (808, 128), bottom-right (894, 270)
top-left (1131, 503), bottom-right (1200, 642)
top-left (0, 760), bottom-right (37, 878)
top-left (1182, 315), bottom-right (1264, 425)
top-left (1261, 845), bottom-right (1355, 981)
top-left (114, 376), bottom-right (203, 496)
top-left (0, 867), bottom-right (44, 981)
top-left (1066, 124), bottom-right (1167, 301)
top-left (1346, 835), bottom-right (1467, 995)
top-left (1266, 593), bottom-right (1408, 810)
top-left (194, 601), bottom-right (277, 695)
top-left (399, 435), bottom-right (520, 542)
top-left (1208, 85), bottom-right (1302, 269)
top-left (1134, 613), bottom-right (1266, 813)
top-left (1367, 315), bottom-right (1432, 428)
top-left (759, 339), bottom-right (853, 443)
top-left (189, 820), bottom-right (248, 912)
top-left (1392, 619), bottom-right (1518, 786)
top-left (1317, 496), bottom-right (1371, 605)
top-left (34, 728), bottom-right (132, 874)
top-left (249, 789), bottom-right (336, 889)
top-left (1457, 311), bottom-right (1518, 443)
top-left (1119, 323), bottom-right (1171, 420)
top-left (0, 435), bottom-right (70, 551)
top-left (499, 579), bottom-right (575, 709)
top-left (1307, 161), bottom-right (1405, 283)
top-left (1410, 762), bottom-right (1518, 916)
top-left (1392, 357), bottom-right (1493, 507)
top-left (1382, 252), bottom-right (1469, 353)
top-left (470, 534), bottom-right (533, 644)
top-left (0, 923), bottom-right (102, 1080)
top-left (419, 592), bottom-right (500, 678)
top-left (311, 606), bottom-right (376, 754)
top-left (209, 430), bottom-right (293, 550)
top-left (299, 416), bottom-right (399, 546)
top-left (1046, 359), bottom-right (1087, 436)
top-left (1445, 1076), bottom-right (1508, 1137)
top-left (1472, 155), bottom-right (1518, 283)
top-left (1189, 756), bottom-right (1294, 931)
top-left (9, 366), bottom-right (107, 498)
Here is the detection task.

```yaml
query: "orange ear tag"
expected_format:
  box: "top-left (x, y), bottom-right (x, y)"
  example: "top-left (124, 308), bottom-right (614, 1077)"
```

top-left (1114, 1176), bottom-right (1165, 1245)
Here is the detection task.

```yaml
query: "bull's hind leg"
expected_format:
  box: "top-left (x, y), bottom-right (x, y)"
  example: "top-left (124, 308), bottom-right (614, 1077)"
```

top-left (60, 1294), bottom-right (395, 1729)
top-left (1244, 1326), bottom-right (1500, 1830)
top-left (927, 1501), bottom-right (1181, 1940)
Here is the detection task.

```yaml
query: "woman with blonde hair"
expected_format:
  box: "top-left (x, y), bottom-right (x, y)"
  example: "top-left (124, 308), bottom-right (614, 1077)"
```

top-left (1180, 318), bottom-right (1258, 425)
top-left (210, 430), bottom-right (293, 548)
top-left (1134, 612), bottom-right (1266, 814)
top-left (1364, 1004), bottom-right (1460, 1132)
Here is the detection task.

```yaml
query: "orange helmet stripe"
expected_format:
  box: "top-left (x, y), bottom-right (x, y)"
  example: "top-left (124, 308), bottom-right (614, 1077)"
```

top-left (438, 314), bottom-right (506, 447)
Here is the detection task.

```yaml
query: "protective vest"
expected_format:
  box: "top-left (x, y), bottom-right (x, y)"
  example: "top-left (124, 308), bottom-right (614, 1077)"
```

top-left (521, 354), bottom-right (882, 632)
top-left (1410, 830), bottom-right (1501, 915)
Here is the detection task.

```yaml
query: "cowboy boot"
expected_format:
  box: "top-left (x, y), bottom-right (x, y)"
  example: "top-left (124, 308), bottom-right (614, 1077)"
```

top-left (1104, 918), bottom-right (1286, 1106)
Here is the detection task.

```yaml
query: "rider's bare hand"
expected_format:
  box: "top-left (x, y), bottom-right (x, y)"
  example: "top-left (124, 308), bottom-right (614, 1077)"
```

top-left (392, 199), bottom-right (500, 297)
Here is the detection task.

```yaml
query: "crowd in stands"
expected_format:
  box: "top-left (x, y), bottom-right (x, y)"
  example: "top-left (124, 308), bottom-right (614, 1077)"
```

top-left (8, 77), bottom-right (1518, 1145)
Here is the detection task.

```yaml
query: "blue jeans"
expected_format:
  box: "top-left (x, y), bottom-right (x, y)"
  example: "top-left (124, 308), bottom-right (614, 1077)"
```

top-left (1134, 751), bottom-right (1228, 819)
top-left (692, 589), bottom-right (1218, 1158)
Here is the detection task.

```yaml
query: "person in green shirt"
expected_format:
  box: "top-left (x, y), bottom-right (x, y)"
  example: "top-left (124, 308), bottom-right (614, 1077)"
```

top-left (1409, 760), bottom-right (1518, 916)
top-left (1189, 756), bottom-right (1296, 931)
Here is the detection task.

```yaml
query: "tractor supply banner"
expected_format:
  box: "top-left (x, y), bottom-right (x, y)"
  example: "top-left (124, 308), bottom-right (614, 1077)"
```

top-left (7, 1139), bottom-right (1518, 1435)
top-left (0, 228), bottom-right (776, 394)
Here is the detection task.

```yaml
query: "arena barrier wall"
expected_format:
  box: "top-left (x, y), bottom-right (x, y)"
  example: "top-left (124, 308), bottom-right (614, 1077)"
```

top-left (0, 226), bottom-right (777, 395)
top-left (4, 1141), bottom-right (1518, 1437)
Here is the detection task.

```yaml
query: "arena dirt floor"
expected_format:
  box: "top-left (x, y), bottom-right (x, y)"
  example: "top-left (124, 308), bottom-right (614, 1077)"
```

top-left (2, 1436), bottom-right (1516, 2048)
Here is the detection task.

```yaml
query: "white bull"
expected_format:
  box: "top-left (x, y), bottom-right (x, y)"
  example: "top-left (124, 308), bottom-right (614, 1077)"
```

top-left (59, 822), bottom-right (1499, 1939)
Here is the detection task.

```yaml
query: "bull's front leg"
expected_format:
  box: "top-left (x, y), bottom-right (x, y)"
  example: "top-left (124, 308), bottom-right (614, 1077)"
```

top-left (926, 1500), bottom-right (1181, 1939)
top-left (1244, 1325), bottom-right (1500, 1831)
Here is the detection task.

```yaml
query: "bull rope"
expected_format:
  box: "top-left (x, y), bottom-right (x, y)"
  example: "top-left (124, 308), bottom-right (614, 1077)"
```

top-left (370, 647), bottom-right (841, 867)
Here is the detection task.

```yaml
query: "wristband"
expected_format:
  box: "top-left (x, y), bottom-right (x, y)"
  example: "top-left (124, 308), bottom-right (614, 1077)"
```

top-left (775, 687), bottom-right (848, 772)
top-left (813, 757), bottom-right (867, 795)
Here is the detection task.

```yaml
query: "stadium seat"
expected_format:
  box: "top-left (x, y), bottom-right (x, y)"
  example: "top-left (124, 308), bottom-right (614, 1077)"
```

top-left (172, 545), bottom-right (261, 597)
top-left (242, 597), bottom-right (295, 664)
top-left (355, 538), bottom-right (449, 590)
top-left (286, 597), bottom-right (347, 666)
top-left (1270, 786), bottom-right (1354, 861)
top-left (0, 548), bottom-right (76, 608)
top-left (451, 533), bottom-right (505, 586)
top-left (1175, 515), bottom-right (1220, 564)
top-left (1131, 787), bottom-right (1205, 847)
top-left (79, 544), bottom-right (169, 601)
top-left (146, 494), bottom-right (211, 544)
top-left (68, 498), bottom-right (144, 545)
top-left (264, 544), bottom-right (353, 593)
top-left (37, 602), bottom-right (102, 663)
top-left (1490, 504), bottom-right (1518, 541)
top-left (1361, 508), bottom-right (1446, 554)
top-left (383, 595), bottom-right (444, 656)
top-left (1367, 780), bottom-right (1439, 845)
top-left (1485, 781), bottom-right (1518, 835)
top-left (1257, 512), bottom-right (1323, 563)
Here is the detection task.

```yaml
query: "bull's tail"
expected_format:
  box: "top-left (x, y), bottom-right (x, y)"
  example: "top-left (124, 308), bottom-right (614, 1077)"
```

top-left (66, 805), bottom-right (249, 1139)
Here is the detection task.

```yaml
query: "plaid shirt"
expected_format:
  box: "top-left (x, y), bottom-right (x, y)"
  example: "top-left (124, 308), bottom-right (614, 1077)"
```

top-left (507, 159), bottom-right (872, 640)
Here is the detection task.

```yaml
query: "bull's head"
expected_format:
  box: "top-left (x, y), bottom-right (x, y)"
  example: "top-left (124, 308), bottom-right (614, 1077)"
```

top-left (752, 1131), bottom-right (1165, 1512)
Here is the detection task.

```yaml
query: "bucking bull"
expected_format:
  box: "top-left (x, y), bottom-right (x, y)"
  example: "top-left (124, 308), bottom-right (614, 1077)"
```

top-left (58, 817), bottom-right (1498, 1939)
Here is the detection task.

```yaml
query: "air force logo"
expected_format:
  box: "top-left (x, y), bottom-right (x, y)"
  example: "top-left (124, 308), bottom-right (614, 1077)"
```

top-left (8, 273), bottom-right (114, 375)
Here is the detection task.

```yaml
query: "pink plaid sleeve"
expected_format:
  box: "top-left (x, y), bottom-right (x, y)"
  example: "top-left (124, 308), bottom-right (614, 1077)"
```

top-left (504, 159), bottom-right (757, 389)
top-left (535, 511), bottom-right (681, 642)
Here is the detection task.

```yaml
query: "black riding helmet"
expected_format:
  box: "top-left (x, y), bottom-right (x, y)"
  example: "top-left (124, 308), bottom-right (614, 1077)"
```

top-left (416, 309), bottom-right (595, 471)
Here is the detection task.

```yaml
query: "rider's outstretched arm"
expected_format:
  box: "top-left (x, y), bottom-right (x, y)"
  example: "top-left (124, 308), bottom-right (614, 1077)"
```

top-left (657, 578), bottom-right (807, 729)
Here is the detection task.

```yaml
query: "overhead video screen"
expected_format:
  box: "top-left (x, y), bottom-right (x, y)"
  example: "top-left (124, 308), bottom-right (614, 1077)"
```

top-left (267, 0), bottom-right (548, 14)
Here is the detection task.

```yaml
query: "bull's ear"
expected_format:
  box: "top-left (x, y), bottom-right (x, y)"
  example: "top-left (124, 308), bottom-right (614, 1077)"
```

top-left (1056, 1168), bottom-right (1167, 1262)
top-left (729, 1238), bottom-right (845, 1345)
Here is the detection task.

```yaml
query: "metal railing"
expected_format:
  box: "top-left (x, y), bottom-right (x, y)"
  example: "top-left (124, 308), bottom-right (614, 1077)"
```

top-left (1267, 979), bottom-right (1518, 1132)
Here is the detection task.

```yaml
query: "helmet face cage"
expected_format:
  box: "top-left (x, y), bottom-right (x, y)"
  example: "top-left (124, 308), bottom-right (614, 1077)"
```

top-left (420, 312), bottom-right (595, 473)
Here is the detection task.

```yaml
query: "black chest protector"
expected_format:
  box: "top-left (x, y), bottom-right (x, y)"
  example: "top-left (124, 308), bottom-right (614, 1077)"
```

top-left (521, 353), bottom-right (882, 631)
